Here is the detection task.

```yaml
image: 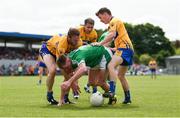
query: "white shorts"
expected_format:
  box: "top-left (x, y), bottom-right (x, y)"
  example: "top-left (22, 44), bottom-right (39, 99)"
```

top-left (90, 47), bottom-right (112, 70)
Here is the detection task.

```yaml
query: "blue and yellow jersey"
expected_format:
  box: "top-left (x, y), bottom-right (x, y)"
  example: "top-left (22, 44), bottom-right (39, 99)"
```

top-left (46, 35), bottom-right (82, 57)
top-left (78, 26), bottom-right (97, 43)
top-left (149, 60), bottom-right (157, 69)
top-left (108, 17), bottom-right (133, 50)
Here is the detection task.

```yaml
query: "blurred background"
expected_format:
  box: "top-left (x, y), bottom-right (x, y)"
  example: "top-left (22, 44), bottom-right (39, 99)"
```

top-left (0, 0), bottom-right (179, 76)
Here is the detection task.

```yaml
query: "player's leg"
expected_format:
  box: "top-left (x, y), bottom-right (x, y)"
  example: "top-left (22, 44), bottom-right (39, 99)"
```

top-left (84, 83), bottom-right (91, 93)
top-left (72, 81), bottom-right (80, 99)
top-left (84, 70), bottom-right (92, 93)
top-left (44, 66), bottom-right (48, 75)
top-left (118, 66), bottom-right (131, 104)
top-left (60, 67), bottom-right (81, 99)
top-left (37, 61), bottom-right (47, 85)
top-left (97, 69), bottom-right (109, 93)
top-left (58, 85), bottom-right (70, 106)
top-left (150, 69), bottom-right (153, 79)
top-left (107, 55), bottom-right (123, 104)
top-left (38, 66), bottom-right (43, 85)
top-left (61, 69), bottom-right (77, 102)
top-left (101, 70), bottom-right (112, 98)
top-left (43, 54), bottom-right (58, 105)
top-left (88, 69), bottom-right (98, 93)
top-left (152, 69), bottom-right (156, 79)
top-left (154, 69), bottom-right (156, 79)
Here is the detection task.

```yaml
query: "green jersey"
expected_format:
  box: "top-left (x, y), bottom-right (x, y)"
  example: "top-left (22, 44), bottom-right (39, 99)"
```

top-left (68, 45), bottom-right (112, 68)
top-left (97, 31), bottom-right (114, 47)
top-left (97, 31), bottom-right (109, 42)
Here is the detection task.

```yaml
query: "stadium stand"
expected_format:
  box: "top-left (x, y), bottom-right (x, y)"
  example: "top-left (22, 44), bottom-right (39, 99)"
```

top-left (0, 32), bottom-right (52, 75)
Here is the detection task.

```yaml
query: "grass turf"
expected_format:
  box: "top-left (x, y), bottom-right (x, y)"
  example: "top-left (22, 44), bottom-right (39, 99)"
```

top-left (0, 75), bottom-right (180, 117)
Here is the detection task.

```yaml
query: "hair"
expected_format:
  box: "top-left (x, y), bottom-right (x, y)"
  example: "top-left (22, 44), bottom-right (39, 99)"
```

top-left (56, 55), bottom-right (67, 69)
top-left (96, 7), bottom-right (112, 16)
top-left (67, 28), bottom-right (80, 38)
top-left (84, 18), bottom-right (95, 25)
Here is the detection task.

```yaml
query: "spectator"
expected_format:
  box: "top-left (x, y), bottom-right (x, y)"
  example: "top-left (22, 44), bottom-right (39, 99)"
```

top-left (18, 63), bottom-right (24, 75)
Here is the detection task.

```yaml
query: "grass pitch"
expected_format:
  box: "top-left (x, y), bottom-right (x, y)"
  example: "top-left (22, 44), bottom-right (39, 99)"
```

top-left (0, 75), bottom-right (180, 117)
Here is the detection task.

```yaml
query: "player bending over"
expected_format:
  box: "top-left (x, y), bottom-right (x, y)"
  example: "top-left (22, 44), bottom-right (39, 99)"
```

top-left (39, 28), bottom-right (82, 105)
top-left (57, 45), bottom-right (112, 106)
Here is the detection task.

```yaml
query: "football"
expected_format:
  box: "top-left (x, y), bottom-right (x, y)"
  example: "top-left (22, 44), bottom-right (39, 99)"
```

top-left (90, 91), bottom-right (104, 106)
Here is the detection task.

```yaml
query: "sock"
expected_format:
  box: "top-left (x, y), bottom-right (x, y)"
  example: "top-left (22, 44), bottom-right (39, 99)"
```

top-left (92, 86), bottom-right (97, 93)
top-left (64, 93), bottom-right (69, 100)
top-left (47, 91), bottom-right (53, 99)
top-left (109, 81), bottom-right (115, 93)
top-left (124, 90), bottom-right (131, 100)
top-left (114, 84), bottom-right (116, 93)
top-left (39, 80), bottom-right (42, 84)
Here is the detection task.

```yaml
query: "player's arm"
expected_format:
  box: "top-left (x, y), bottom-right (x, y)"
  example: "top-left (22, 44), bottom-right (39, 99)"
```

top-left (60, 62), bottom-right (87, 93)
top-left (99, 31), bottom-right (116, 45)
top-left (100, 20), bottom-right (119, 46)
top-left (61, 69), bottom-right (72, 81)
top-left (68, 62), bottom-right (87, 84)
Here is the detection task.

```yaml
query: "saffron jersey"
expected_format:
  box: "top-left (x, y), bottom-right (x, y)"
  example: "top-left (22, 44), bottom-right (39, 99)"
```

top-left (108, 17), bottom-right (133, 50)
top-left (78, 26), bottom-right (97, 43)
top-left (46, 35), bottom-right (82, 57)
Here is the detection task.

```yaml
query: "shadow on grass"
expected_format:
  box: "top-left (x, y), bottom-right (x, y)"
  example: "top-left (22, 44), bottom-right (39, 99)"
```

top-left (40, 103), bottom-right (139, 111)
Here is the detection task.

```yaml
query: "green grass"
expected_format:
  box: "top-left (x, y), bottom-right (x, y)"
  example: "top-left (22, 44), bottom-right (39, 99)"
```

top-left (0, 75), bottom-right (180, 117)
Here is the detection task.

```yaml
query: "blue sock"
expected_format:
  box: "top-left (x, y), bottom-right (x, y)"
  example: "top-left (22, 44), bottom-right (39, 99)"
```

top-left (47, 91), bottom-right (53, 98)
top-left (109, 81), bottom-right (115, 93)
top-left (64, 93), bottom-right (69, 100)
top-left (92, 87), bottom-right (97, 93)
top-left (124, 90), bottom-right (131, 100)
top-left (114, 84), bottom-right (116, 93)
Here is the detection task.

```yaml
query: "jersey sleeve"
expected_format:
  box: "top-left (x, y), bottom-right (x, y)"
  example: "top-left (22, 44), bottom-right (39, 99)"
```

top-left (108, 20), bottom-right (117, 32)
top-left (56, 41), bottom-right (67, 57)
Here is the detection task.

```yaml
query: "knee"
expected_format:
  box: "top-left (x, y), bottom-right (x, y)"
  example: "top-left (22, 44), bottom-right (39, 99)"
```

top-left (108, 63), bottom-right (114, 70)
top-left (118, 73), bottom-right (126, 80)
top-left (48, 67), bottom-right (56, 76)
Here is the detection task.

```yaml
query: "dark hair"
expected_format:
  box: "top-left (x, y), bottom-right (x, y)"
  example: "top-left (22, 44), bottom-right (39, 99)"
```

top-left (56, 55), bottom-right (67, 69)
top-left (84, 18), bottom-right (95, 25)
top-left (96, 7), bottom-right (112, 16)
top-left (67, 28), bottom-right (80, 38)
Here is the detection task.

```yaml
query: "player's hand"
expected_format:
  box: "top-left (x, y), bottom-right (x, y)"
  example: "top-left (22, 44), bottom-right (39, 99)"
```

top-left (109, 47), bottom-right (117, 52)
top-left (57, 100), bottom-right (64, 106)
top-left (58, 89), bottom-right (66, 107)
top-left (59, 81), bottom-right (71, 107)
top-left (61, 81), bottom-right (71, 91)
top-left (71, 81), bottom-right (81, 95)
top-left (91, 42), bottom-right (101, 46)
top-left (83, 42), bottom-right (88, 45)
